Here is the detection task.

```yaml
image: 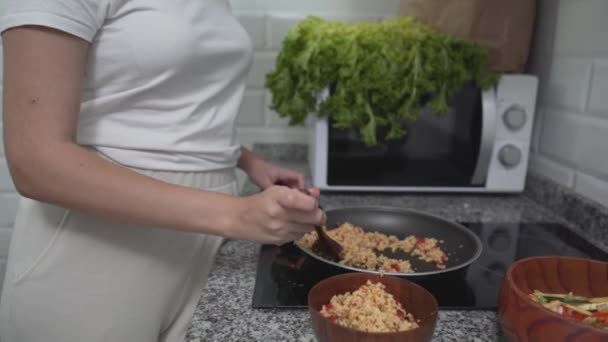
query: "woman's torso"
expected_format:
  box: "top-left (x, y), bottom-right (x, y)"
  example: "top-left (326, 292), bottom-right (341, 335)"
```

top-left (78, 0), bottom-right (253, 171)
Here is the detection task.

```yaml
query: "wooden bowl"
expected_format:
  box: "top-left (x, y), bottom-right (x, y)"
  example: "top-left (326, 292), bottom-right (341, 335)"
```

top-left (308, 273), bottom-right (438, 342)
top-left (498, 256), bottom-right (608, 342)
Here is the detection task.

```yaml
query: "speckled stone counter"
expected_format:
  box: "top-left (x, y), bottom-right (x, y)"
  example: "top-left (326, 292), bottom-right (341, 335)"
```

top-left (186, 144), bottom-right (608, 342)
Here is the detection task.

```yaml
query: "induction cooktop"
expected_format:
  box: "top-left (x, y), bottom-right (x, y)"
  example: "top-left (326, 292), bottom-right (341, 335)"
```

top-left (252, 222), bottom-right (608, 310)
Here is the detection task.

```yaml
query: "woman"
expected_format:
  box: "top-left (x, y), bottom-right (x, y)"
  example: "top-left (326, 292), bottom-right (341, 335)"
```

top-left (0, 0), bottom-right (325, 341)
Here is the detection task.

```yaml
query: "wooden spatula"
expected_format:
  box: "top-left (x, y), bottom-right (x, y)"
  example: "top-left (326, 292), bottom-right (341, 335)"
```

top-left (297, 188), bottom-right (343, 261)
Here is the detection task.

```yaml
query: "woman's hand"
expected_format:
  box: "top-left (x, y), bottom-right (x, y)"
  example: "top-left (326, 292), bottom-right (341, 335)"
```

top-left (233, 186), bottom-right (325, 245)
top-left (234, 148), bottom-right (324, 245)
top-left (248, 159), bottom-right (305, 190)
top-left (238, 147), bottom-right (305, 189)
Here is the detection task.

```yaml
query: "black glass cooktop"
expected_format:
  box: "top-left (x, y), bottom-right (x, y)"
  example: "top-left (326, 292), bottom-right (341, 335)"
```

top-left (252, 222), bottom-right (608, 310)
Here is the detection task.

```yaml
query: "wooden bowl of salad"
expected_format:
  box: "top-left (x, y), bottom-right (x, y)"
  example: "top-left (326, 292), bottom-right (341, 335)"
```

top-left (498, 256), bottom-right (608, 342)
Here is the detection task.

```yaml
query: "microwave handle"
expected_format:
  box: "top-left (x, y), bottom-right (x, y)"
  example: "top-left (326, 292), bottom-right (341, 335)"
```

top-left (471, 87), bottom-right (498, 185)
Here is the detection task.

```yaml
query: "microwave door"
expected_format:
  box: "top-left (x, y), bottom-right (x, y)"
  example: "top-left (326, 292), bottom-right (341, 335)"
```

top-left (470, 87), bottom-right (498, 185)
top-left (326, 82), bottom-right (486, 188)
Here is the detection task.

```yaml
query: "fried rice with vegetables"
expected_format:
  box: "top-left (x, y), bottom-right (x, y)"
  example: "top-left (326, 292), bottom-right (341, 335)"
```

top-left (296, 222), bottom-right (448, 273)
top-left (320, 280), bottom-right (419, 333)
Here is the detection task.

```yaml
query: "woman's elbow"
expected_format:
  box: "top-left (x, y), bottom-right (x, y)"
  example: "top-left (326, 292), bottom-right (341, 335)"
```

top-left (6, 155), bottom-right (43, 200)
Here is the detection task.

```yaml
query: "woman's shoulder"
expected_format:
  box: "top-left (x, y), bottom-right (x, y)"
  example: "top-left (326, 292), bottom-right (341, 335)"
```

top-left (0, 0), bottom-right (114, 42)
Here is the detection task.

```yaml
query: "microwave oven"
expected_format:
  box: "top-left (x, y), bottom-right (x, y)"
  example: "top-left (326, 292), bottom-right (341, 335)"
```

top-left (309, 75), bottom-right (538, 193)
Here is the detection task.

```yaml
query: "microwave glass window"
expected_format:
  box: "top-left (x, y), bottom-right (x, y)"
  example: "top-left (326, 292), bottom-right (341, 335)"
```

top-left (327, 82), bottom-right (483, 187)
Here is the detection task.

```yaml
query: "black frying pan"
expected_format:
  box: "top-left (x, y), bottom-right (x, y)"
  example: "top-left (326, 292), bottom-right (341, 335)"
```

top-left (296, 206), bottom-right (483, 278)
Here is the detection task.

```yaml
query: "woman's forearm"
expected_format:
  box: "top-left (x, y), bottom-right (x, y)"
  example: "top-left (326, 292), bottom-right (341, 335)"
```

top-left (9, 141), bottom-right (241, 236)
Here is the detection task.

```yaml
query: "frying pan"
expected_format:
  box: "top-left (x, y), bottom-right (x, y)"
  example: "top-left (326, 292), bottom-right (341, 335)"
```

top-left (295, 206), bottom-right (483, 278)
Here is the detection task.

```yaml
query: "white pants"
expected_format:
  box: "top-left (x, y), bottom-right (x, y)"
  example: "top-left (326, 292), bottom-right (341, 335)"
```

top-left (0, 161), bottom-right (238, 342)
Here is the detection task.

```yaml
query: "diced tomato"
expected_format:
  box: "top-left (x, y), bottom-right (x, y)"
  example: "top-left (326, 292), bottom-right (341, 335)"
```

top-left (391, 264), bottom-right (401, 272)
top-left (561, 306), bottom-right (570, 317)
top-left (571, 311), bottom-right (586, 321)
top-left (596, 316), bottom-right (608, 323)
top-left (417, 238), bottom-right (426, 245)
top-left (593, 312), bottom-right (608, 322)
top-left (325, 304), bottom-right (334, 311)
top-left (396, 310), bottom-right (404, 318)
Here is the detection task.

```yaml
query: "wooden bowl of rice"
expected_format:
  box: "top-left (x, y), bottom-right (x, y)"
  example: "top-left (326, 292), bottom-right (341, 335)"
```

top-left (308, 273), bottom-right (438, 342)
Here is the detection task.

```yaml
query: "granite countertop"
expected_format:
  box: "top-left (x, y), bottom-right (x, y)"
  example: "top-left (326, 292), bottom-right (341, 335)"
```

top-left (186, 144), bottom-right (607, 342)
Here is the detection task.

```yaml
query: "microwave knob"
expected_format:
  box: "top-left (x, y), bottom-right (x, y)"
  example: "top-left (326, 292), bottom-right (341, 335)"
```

top-left (498, 144), bottom-right (522, 168)
top-left (503, 106), bottom-right (527, 131)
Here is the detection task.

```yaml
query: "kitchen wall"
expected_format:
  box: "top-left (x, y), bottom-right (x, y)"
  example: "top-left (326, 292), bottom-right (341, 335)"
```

top-left (0, 1), bottom-right (400, 291)
top-left (528, 0), bottom-right (608, 207)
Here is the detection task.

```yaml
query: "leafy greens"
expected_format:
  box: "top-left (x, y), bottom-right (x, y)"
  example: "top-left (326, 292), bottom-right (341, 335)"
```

top-left (265, 16), bottom-right (498, 146)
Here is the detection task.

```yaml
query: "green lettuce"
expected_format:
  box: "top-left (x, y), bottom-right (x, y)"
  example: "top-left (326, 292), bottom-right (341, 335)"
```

top-left (265, 16), bottom-right (498, 146)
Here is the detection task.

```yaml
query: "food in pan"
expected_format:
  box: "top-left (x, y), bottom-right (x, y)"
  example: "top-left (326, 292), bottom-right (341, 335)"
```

top-left (529, 290), bottom-right (608, 329)
top-left (320, 280), bottom-right (419, 333)
top-left (296, 222), bottom-right (448, 273)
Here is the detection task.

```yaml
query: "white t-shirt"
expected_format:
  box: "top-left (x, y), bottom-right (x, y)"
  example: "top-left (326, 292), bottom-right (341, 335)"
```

top-left (0, 0), bottom-right (254, 171)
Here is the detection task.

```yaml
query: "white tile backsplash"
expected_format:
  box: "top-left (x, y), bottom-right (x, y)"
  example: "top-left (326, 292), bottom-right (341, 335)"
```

top-left (529, 153), bottom-right (576, 188)
top-left (538, 112), bottom-right (608, 181)
top-left (246, 52), bottom-right (277, 88)
top-left (237, 15), bottom-right (266, 50)
top-left (588, 59), bottom-right (608, 115)
top-left (266, 14), bottom-right (305, 50)
top-left (322, 15), bottom-right (381, 23)
top-left (236, 91), bottom-right (266, 126)
top-left (264, 13), bottom-right (382, 50)
top-left (529, 0), bottom-right (608, 208)
top-left (236, 126), bottom-right (309, 147)
top-left (230, 0), bottom-right (400, 15)
top-left (576, 115), bottom-right (608, 179)
top-left (553, 0), bottom-right (608, 56)
top-left (575, 171), bottom-right (608, 207)
top-left (538, 111), bottom-right (581, 167)
top-left (264, 90), bottom-right (290, 127)
top-left (543, 57), bottom-right (592, 112)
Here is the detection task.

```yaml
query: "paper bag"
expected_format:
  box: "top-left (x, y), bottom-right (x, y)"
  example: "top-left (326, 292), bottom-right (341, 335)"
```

top-left (399, 0), bottom-right (536, 73)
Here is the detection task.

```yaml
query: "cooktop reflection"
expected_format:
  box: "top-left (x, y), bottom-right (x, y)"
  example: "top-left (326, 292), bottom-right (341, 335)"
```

top-left (252, 222), bottom-right (608, 310)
